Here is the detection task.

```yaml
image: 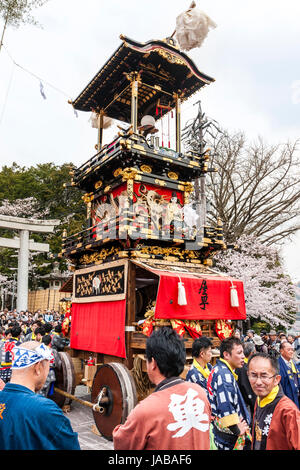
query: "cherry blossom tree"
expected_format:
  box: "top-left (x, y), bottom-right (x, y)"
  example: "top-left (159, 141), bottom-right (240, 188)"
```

top-left (0, 196), bottom-right (49, 218)
top-left (214, 234), bottom-right (297, 329)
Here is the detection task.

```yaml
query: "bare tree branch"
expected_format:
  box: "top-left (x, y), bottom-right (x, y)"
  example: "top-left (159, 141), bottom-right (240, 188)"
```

top-left (182, 105), bottom-right (300, 245)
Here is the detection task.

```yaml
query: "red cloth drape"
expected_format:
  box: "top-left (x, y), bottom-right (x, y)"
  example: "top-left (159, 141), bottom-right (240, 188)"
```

top-left (70, 300), bottom-right (126, 358)
top-left (154, 272), bottom-right (246, 320)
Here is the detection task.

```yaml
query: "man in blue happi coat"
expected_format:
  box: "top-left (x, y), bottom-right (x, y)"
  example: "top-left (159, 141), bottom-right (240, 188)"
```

top-left (0, 341), bottom-right (80, 450)
top-left (278, 340), bottom-right (300, 408)
top-left (186, 336), bottom-right (213, 393)
top-left (207, 337), bottom-right (251, 450)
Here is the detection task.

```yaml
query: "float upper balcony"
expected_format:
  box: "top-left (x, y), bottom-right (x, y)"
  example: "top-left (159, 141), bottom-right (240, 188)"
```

top-left (70, 35), bottom-right (214, 119)
top-left (70, 36), bottom-right (215, 192)
top-left (71, 132), bottom-right (211, 191)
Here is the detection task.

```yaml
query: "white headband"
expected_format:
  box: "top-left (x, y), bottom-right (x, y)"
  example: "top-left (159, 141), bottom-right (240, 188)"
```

top-left (11, 343), bottom-right (52, 370)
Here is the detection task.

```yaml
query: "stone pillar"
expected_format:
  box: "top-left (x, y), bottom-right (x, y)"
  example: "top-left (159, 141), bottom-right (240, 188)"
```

top-left (17, 229), bottom-right (29, 312)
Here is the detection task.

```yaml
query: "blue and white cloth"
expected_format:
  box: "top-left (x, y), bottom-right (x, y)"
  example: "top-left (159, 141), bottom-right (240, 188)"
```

top-left (207, 359), bottom-right (250, 450)
top-left (12, 343), bottom-right (53, 370)
top-left (186, 361), bottom-right (212, 392)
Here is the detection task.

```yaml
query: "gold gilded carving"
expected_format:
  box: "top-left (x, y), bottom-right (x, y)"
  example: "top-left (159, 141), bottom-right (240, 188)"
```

top-left (184, 182), bottom-right (194, 193)
top-left (135, 245), bottom-right (201, 261)
top-left (154, 179), bottom-right (167, 187)
top-left (79, 246), bottom-right (121, 265)
top-left (133, 144), bottom-right (146, 152)
top-left (120, 139), bottom-right (131, 150)
top-left (94, 180), bottom-right (103, 190)
top-left (127, 179), bottom-right (134, 200)
top-left (82, 193), bottom-right (93, 204)
top-left (75, 266), bottom-right (124, 298)
top-left (113, 168), bottom-right (123, 178)
top-left (121, 167), bottom-right (139, 181)
top-left (140, 165), bottom-right (152, 173)
top-left (156, 48), bottom-right (186, 66)
top-left (167, 171), bottom-right (178, 180)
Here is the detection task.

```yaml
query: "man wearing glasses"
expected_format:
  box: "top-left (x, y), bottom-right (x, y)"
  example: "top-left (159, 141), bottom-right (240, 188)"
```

top-left (248, 352), bottom-right (300, 450)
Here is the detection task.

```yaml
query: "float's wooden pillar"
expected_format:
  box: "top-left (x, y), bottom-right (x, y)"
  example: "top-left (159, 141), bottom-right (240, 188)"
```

top-left (97, 110), bottom-right (104, 151)
top-left (131, 73), bottom-right (139, 134)
top-left (174, 93), bottom-right (181, 154)
top-left (125, 261), bottom-right (136, 369)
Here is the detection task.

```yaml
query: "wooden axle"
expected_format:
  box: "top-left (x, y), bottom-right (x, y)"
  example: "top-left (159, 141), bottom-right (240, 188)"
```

top-left (53, 386), bottom-right (109, 413)
top-left (53, 357), bottom-right (138, 441)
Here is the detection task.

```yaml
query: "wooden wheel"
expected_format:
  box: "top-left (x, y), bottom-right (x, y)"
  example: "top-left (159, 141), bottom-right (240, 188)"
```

top-left (91, 362), bottom-right (137, 440)
top-left (51, 351), bottom-right (76, 408)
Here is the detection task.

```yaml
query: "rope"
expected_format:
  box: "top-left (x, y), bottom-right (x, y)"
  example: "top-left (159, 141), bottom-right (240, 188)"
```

top-left (0, 58), bottom-right (15, 126)
top-left (2, 44), bottom-right (70, 98)
top-left (130, 355), bottom-right (152, 400)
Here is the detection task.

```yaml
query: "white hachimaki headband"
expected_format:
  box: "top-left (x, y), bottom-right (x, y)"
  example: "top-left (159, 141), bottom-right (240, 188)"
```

top-left (12, 343), bottom-right (52, 370)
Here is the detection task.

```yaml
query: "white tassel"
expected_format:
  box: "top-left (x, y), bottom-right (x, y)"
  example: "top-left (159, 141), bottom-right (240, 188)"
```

top-left (178, 278), bottom-right (187, 306)
top-left (230, 284), bottom-right (239, 307)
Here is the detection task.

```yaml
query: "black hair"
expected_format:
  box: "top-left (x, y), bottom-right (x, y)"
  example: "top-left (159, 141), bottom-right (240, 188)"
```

top-left (192, 336), bottom-right (212, 358)
top-left (247, 352), bottom-right (280, 375)
top-left (11, 325), bottom-right (21, 337)
top-left (279, 340), bottom-right (291, 351)
top-left (146, 326), bottom-right (186, 378)
top-left (44, 323), bottom-right (53, 334)
top-left (35, 327), bottom-right (45, 336)
top-left (42, 335), bottom-right (52, 346)
top-left (220, 337), bottom-right (243, 358)
top-left (54, 324), bottom-right (62, 333)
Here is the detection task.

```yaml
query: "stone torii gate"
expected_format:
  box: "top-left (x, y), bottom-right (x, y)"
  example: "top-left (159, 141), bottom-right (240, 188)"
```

top-left (0, 215), bottom-right (60, 312)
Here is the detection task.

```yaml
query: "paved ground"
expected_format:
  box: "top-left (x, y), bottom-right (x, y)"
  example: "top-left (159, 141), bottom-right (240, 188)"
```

top-left (65, 385), bottom-right (114, 450)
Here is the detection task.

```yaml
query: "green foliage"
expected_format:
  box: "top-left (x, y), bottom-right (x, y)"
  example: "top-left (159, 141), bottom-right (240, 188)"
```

top-left (0, 162), bottom-right (86, 288)
top-left (251, 321), bottom-right (270, 334)
top-left (0, 0), bottom-right (50, 54)
top-left (0, 0), bottom-right (49, 28)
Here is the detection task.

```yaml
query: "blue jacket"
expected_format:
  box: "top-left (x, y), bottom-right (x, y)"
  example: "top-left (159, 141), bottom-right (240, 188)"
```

top-left (0, 383), bottom-right (80, 450)
top-left (278, 356), bottom-right (300, 408)
top-left (186, 362), bottom-right (212, 392)
top-left (207, 359), bottom-right (250, 448)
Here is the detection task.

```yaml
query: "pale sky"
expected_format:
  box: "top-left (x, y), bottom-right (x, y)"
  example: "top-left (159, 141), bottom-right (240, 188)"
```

top-left (0, 0), bottom-right (299, 281)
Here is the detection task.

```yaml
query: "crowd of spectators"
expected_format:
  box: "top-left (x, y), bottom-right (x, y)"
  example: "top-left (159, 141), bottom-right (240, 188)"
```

top-left (0, 307), bottom-right (69, 388)
top-left (0, 307), bottom-right (66, 344)
top-left (233, 327), bottom-right (300, 363)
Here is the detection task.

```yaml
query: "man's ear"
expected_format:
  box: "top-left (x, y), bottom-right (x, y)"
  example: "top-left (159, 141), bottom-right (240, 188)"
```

top-left (223, 351), bottom-right (230, 362)
top-left (33, 361), bottom-right (42, 376)
top-left (148, 357), bottom-right (157, 371)
top-left (274, 374), bottom-right (281, 387)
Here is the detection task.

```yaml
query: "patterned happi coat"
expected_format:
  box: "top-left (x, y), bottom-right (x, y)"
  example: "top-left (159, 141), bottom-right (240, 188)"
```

top-left (0, 338), bottom-right (21, 383)
top-left (186, 360), bottom-right (212, 392)
top-left (207, 359), bottom-right (250, 450)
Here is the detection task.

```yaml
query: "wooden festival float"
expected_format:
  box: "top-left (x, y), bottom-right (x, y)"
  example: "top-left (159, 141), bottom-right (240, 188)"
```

top-left (54, 34), bottom-right (247, 440)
